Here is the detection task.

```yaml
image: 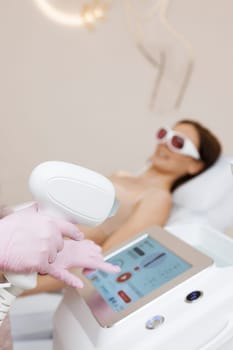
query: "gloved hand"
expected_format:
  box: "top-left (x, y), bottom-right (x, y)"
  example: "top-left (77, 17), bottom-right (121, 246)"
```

top-left (46, 239), bottom-right (121, 288)
top-left (0, 204), bottom-right (83, 275)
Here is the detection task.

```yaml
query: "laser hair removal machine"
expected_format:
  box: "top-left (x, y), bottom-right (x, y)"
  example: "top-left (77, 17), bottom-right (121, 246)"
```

top-left (53, 226), bottom-right (233, 350)
top-left (0, 161), bottom-right (119, 325)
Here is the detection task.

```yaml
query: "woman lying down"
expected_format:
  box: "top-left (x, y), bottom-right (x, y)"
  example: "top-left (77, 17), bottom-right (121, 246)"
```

top-left (24, 118), bottom-right (221, 295)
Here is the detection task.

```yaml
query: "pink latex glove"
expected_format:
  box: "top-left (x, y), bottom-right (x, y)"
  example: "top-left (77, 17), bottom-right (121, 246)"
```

top-left (46, 239), bottom-right (121, 288)
top-left (0, 204), bottom-right (83, 274)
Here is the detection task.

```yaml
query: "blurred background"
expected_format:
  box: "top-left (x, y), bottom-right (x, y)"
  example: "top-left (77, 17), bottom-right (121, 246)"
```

top-left (0, 0), bottom-right (232, 205)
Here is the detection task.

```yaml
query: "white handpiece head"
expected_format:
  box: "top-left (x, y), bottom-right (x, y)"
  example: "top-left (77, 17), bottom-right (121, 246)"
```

top-left (29, 161), bottom-right (119, 226)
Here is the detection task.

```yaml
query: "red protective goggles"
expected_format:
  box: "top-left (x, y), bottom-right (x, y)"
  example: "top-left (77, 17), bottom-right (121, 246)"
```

top-left (155, 127), bottom-right (200, 160)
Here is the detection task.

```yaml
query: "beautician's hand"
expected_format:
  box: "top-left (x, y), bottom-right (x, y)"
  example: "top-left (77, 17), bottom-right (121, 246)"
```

top-left (0, 204), bottom-right (83, 274)
top-left (46, 239), bottom-right (121, 288)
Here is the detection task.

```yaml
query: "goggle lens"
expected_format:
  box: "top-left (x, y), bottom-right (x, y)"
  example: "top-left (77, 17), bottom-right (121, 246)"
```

top-left (171, 135), bottom-right (184, 149)
top-left (156, 128), bottom-right (167, 140)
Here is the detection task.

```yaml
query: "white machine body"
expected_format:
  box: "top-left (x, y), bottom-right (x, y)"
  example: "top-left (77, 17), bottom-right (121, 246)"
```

top-left (53, 226), bottom-right (233, 350)
top-left (29, 161), bottom-right (118, 226)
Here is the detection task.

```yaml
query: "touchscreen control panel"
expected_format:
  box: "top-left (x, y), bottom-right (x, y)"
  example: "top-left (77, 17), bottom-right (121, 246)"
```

top-left (87, 236), bottom-right (191, 312)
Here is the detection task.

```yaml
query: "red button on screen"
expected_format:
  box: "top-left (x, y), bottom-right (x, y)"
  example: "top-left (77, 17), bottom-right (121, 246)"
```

top-left (118, 290), bottom-right (132, 303)
top-left (117, 272), bottom-right (132, 283)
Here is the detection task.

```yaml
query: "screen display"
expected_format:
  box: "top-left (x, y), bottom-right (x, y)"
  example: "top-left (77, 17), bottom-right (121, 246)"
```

top-left (87, 236), bottom-right (191, 312)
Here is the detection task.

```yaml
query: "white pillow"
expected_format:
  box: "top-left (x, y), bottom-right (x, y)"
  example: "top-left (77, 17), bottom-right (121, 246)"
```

top-left (173, 155), bottom-right (233, 212)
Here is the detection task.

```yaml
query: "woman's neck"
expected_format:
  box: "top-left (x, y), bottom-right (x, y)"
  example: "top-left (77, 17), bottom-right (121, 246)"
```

top-left (140, 166), bottom-right (176, 191)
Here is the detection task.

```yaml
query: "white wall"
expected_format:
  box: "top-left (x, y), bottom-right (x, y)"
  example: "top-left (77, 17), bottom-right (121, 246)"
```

top-left (0, 0), bottom-right (233, 205)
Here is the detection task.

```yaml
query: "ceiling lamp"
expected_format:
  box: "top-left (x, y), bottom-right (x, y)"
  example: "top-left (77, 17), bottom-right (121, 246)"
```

top-left (34, 0), bottom-right (112, 29)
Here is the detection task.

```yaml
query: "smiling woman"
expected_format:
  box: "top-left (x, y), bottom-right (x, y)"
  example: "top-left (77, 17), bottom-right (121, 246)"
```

top-left (23, 118), bottom-right (222, 296)
top-left (81, 119), bottom-right (221, 251)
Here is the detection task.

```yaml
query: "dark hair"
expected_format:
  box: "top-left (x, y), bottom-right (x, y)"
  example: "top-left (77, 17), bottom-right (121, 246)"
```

top-left (171, 119), bottom-right (222, 191)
